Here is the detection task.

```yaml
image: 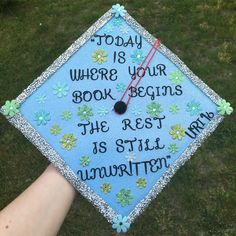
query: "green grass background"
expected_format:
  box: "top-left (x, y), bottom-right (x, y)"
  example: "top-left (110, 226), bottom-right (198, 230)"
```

top-left (0, 0), bottom-right (235, 235)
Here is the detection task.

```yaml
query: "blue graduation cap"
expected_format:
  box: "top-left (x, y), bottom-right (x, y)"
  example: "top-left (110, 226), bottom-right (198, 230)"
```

top-left (1, 4), bottom-right (233, 233)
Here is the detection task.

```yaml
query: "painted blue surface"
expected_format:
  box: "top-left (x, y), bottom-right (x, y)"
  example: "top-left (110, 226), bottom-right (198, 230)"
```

top-left (20, 16), bottom-right (217, 216)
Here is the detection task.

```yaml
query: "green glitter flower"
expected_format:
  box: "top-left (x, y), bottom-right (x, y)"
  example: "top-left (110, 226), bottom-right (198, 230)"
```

top-left (2, 100), bottom-right (19, 117)
top-left (80, 156), bottom-right (90, 167)
top-left (169, 70), bottom-right (184, 85)
top-left (169, 104), bottom-right (179, 114)
top-left (100, 183), bottom-right (112, 194)
top-left (116, 188), bottom-right (133, 207)
top-left (92, 49), bottom-right (108, 64)
top-left (217, 99), bottom-right (233, 115)
top-left (34, 110), bottom-right (51, 126)
top-left (50, 124), bottom-right (61, 135)
top-left (61, 110), bottom-right (72, 121)
top-left (60, 133), bottom-right (77, 150)
top-left (136, 178), bottom-right (147, 188)
top-left (116, 83), bottom-right (126, 92)
top-left (169, 124), bottom-right (186, 140)
top-left (168, 143), bottom-right (179, 154)
top-left (77, 105), bottom-right (93, 121)
top-left (146, 102), bottom-right (163, 117)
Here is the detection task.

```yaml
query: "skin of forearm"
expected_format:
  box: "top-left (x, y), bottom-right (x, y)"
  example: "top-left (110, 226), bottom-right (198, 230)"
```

top-left (0, 164), bottom-right (76, 236)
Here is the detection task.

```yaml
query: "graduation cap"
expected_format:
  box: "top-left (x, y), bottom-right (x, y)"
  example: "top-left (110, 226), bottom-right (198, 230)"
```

top-left (1, 4), bottom-right (233, 233)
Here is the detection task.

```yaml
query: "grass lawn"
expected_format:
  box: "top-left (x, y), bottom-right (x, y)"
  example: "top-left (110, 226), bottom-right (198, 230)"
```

top-left (0, 0), bottom-right (235, 235)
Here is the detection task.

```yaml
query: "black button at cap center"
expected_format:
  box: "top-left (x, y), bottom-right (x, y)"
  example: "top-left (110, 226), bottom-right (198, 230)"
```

top-left (114, 101), bottom-right (127, 115)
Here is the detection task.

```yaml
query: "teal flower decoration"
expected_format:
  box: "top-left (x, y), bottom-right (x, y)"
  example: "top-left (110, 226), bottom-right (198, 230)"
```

top-left (36, 94), bottom-right (46, 104)
top-left (60, 133), bottom-right (77, 150)
top-left (116, 188), bottom-right (133, 207)
top-left (169, 70), bottom-right (184, 85)
top-left (98, 106), bottom-right (109, 116)
top-left (112, 4), bottom-right (127, 17)
top-left (186, 100), bottom-right (202, 116)
top-left (131, 50), bottom-right (145, 64)
top-left (61, 110), bottom-right (72, 121)
top-left (217, 99), bottom-right (233, 115)
top-left (2, 100), bottom-right (19, 118)
top-left (146, 102), bottom-right (163, 117)
top-left (92, 49), bottom-right (108, 64)
top-left (116, 83), bottom-right (126, 92)
top-left (104, 24), bottom-right (114, 33)
top-left (112, 215), bottom-right (130, 233)
top-left (34, 110), bottom-right (51, 126)
top-left (169, 104), bottom-right (179, 114)
top-left (168, 143), bottom-right (179, 154)
top-left (100, 183), bottom-right (111, 194)
top-left (112, 18), bottom-right (123, 27)
top-left (53, 82), bottom-right (69, 98)
top-left (169, 124), bottom-right (186, 141)
top-left (50, 124), bottom-right (61, 136)
top-left (136, 177), bottom-right (147, 188)
top-left (77, 105), bottom-right (93, 121)
top-left (80, 156), bottom-right (90, 167)
top-left (131, 105), bottom-right (142, 116)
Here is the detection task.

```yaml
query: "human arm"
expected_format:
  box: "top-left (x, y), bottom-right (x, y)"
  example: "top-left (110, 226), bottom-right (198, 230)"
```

top-left (0, 164), bottom-right (76, 236)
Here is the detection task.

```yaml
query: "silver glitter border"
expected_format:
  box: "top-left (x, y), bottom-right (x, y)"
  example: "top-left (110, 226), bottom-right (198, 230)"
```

top-left (1, 9), bottom-right (225, 226)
